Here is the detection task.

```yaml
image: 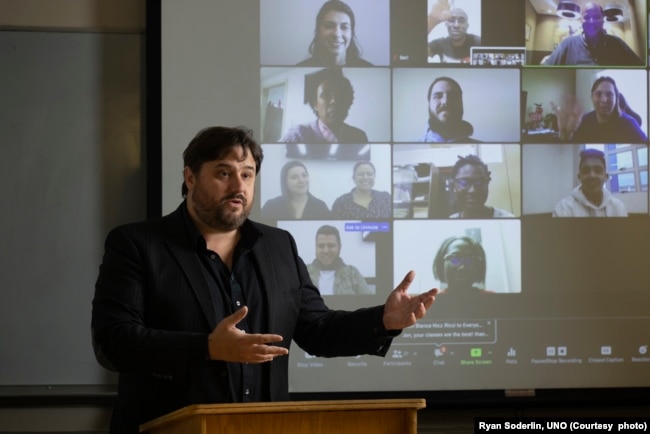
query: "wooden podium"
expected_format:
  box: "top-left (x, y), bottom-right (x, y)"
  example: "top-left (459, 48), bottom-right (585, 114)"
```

top-left (140, 398), bottom-right (426, 434)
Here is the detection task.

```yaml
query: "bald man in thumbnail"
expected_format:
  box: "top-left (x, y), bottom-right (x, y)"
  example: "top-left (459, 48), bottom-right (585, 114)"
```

top-left (543, 2), bottom-right (643, 66)
top-left (427, 0), bottom-right (481, 63)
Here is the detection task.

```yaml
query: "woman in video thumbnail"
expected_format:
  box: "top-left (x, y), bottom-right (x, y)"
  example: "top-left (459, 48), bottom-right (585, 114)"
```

top-left (261, 160), bottom-right (330, 220)
top-left (554, 76), bottom-right (647, 143)
top-left (433, 235), bottom-right (492, 295)
top-left (281, 68), bottom-right (368, 144)
top-left (297, 0), bottom-right (372, 67)
top-left (449, 155), bottom-right (514, 218)
top-left (331, 161), bottom-right (391, 219)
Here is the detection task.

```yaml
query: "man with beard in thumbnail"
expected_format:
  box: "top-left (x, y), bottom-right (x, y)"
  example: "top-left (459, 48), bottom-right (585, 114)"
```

top-left (422, 77), bottom-right (480, 143)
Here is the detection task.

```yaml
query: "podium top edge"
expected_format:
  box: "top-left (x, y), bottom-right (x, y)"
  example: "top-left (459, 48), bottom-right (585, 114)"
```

top-left (140, 398), bottom-right (426, 431)
top-left (191, 398), bottom-right (426, 413)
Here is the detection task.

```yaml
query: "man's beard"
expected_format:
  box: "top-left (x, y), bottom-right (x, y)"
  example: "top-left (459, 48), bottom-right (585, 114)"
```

top-left (191, 188), bottom-right (250, 232)
top-left (428, 110), bottom-right (472, 139)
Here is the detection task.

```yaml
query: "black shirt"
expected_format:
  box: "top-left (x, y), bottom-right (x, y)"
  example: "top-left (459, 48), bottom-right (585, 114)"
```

top-left (428, 34), bottom-right (481, 63)
top-left (182, 204), bottom-right (270, 403)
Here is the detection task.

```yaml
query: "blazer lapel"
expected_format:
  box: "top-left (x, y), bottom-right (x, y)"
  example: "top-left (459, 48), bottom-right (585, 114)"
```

top-left (162, 207), bottom-right (218, 329)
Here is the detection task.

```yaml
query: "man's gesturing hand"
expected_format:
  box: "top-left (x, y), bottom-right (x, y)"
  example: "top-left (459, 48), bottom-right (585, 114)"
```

top-left (428, 0), bottom-right (452, 33)
top-left (383, 270), bottom-right (438, 331)
top-left (208, 306), bottom-right (289, 363)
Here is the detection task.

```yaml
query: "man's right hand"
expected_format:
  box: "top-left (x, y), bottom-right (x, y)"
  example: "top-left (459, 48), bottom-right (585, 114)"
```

top-left (208, 306), bottom-right (289, 363)
top-left (428, 0), bottom-right (452, 33)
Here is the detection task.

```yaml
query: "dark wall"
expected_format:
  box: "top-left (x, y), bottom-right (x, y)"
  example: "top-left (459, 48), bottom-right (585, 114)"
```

top-left (0, 30), bottom-right (145, 390)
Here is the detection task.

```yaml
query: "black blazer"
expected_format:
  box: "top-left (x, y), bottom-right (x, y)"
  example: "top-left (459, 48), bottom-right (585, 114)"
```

top-left (92, 203), bottom-right (393, 433)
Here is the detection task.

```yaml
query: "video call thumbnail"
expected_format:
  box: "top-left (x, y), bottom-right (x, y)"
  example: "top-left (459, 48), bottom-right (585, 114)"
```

top-left (524, 0), bottom-right (647, 67)
top-left (392, 0), bottom-right (525, 67)
top-left (521, 68), bottom-right (648, 144)
top-left (259, 144), bottom-right (392, 221)
top-left (522, 144), bottom-right (648, 217)
top-left (277, 219), bottom-right (391, 298)
top-left (392, 144), bottom-right (521, 219)
top-left (260, 0), bottom-right (390, 67)
top-left (393, 219), bottom-right (522, 295)
top-left (392, 67), bottom-right (521, 143)
top-left (261, 67), bottom-right (391, 144)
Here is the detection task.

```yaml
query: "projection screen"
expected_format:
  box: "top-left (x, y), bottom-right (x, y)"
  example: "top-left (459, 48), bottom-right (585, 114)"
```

top-left (157, 0), bottom-right (650, 401)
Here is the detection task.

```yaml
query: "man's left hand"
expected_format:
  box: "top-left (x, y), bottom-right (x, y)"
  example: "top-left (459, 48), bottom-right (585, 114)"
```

top-left (383, 270), bottom-right (438, 330)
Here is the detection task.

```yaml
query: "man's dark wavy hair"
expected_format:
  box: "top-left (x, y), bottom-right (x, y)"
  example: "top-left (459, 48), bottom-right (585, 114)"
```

top-left (181, 126), bottom-right (263, 198)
